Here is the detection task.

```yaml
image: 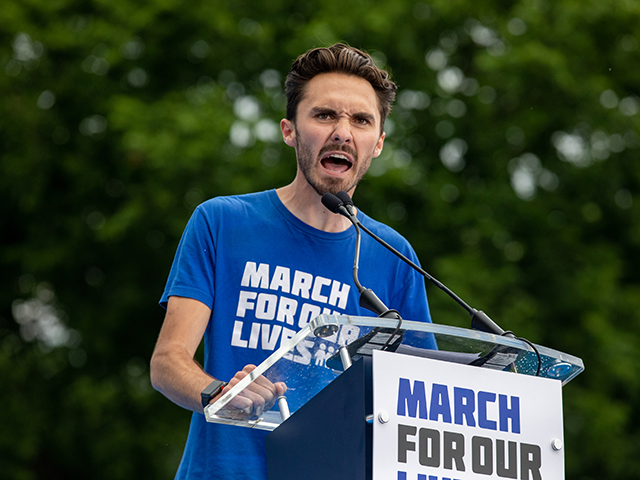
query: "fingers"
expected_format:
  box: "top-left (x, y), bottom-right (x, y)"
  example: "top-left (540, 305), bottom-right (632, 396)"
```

top-left (274, 381), bottom-right (287, 397)
top-left (219, 365), bottom-right (288, 418)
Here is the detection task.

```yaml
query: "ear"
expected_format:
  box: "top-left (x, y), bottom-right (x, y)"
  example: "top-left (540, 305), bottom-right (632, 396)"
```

top-left (280, 119), bottom-right (297, 148)
top-left (373, 132), bottom-right (386, 158)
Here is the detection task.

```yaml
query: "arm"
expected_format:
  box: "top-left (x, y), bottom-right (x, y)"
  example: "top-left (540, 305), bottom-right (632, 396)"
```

top-left (150, 296), bottom-right (286, 415)
top-left (150, 296), bottom-right (215, 413)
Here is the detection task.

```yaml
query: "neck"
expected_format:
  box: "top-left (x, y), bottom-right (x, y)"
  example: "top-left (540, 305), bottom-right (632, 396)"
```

top-left (276, 173), bottom-right (355, 233)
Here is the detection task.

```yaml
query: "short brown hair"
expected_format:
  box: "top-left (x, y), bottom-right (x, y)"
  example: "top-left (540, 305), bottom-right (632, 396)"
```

top-left (285, 43), bottom-right (397, 132)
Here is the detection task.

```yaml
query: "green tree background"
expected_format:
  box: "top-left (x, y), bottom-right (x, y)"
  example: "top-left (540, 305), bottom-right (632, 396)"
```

top-left (2, 0), bottom-right (639, 478)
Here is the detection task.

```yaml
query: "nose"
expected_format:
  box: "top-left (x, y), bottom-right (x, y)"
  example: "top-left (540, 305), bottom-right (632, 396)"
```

top-left (331, 118), bottom-right (352, 144)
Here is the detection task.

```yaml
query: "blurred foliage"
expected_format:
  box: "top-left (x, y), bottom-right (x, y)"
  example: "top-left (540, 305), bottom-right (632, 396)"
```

top-left (1, 0), bottom-right (640, 478)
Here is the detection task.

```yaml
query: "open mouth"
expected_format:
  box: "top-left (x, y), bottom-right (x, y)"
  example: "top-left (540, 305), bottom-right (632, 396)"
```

top-left (320, 152), bottom-right (353, 174)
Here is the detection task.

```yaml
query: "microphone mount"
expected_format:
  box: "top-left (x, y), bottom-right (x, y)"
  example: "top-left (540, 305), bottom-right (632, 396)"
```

top-left (323, 192), bottom-right (541, 377)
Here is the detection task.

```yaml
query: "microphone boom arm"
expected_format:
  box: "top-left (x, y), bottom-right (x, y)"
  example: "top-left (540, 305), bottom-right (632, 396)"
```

top-left (334, 192), bottom-right (506, 336)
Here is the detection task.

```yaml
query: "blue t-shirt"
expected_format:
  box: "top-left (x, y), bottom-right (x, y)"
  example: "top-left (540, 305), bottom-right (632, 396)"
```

top-left (160, 189), bottom-right (434, 479)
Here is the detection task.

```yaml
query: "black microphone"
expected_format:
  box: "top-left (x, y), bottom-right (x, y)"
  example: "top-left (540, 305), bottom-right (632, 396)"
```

top-left (333, 191), bottom-right (507, 336)
top-left (336, 191), bottom-right (355, 217)
top-left (320, 192), bottom-right (345, 214)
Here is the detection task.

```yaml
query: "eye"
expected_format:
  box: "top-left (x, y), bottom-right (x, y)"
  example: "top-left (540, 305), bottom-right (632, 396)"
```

top-left (314, 110), bottom-right (334, 121)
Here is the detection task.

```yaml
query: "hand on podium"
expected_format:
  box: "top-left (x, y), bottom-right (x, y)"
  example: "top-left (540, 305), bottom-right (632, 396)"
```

top-left (218, 364), bottom-right (287, 419)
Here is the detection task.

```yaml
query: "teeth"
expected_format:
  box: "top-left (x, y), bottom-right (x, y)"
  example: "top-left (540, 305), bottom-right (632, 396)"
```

top-left (326, 153), bottom-right (349, 161)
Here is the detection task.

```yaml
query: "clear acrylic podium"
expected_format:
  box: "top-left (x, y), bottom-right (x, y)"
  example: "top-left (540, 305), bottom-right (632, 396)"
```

top-left (203, 314), bottom-right (584, 479)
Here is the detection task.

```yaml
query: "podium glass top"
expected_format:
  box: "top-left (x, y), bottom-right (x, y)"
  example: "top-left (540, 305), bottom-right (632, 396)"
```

top-left (204, 314), bottom-right (584, 431)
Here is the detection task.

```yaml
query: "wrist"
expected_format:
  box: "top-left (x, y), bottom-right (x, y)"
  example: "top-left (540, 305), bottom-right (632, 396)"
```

top-left (200, 379), bottom-right (228, 409)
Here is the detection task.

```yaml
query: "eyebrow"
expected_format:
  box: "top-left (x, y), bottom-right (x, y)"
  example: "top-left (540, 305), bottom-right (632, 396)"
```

top-left (309, 106), bottom-right (336, 117)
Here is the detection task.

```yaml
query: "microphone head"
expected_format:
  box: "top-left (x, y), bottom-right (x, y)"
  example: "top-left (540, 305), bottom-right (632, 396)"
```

top-left (336, 191), bottom-right (353, 206)
top-left (321, 193), bottom-right (344, 213)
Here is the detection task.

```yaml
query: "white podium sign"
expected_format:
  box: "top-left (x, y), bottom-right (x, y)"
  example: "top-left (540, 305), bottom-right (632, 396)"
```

top-left (372, 350), bottom-right (564, 480)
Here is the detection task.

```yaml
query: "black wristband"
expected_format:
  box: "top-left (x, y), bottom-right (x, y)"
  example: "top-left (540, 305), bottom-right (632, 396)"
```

top-left (201, 379), bottom-right (228, 409)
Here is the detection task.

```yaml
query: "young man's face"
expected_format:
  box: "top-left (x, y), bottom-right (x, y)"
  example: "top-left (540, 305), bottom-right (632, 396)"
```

top-left (281, 72), bottom-right (386, 196)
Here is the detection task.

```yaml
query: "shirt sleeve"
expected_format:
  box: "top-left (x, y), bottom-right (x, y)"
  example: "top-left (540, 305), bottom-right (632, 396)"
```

top-left (159, 206), bottom-right (216, 310)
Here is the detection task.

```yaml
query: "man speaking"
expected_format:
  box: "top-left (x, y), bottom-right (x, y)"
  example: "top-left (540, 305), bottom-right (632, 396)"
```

top-left (150, 43), bottom-right (435, 479)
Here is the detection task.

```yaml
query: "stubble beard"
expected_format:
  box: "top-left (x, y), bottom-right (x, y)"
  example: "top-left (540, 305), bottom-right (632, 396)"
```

top-left (295, 128), bottom-right (373, 197)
